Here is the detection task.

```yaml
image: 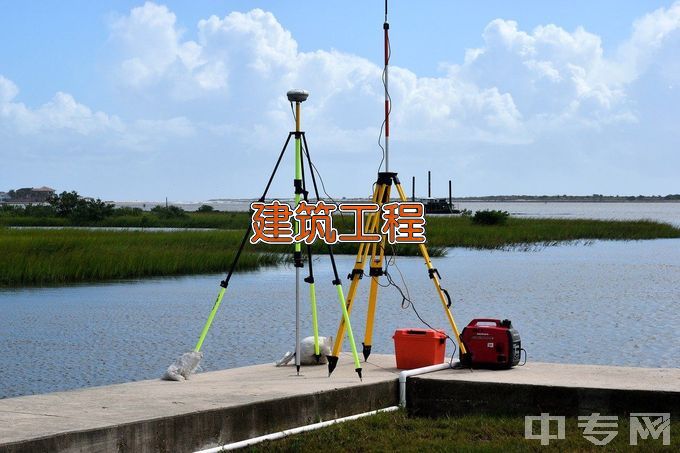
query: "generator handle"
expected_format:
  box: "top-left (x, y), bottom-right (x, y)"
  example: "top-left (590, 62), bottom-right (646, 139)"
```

top-left (468, 318), bottom-right (501, 326)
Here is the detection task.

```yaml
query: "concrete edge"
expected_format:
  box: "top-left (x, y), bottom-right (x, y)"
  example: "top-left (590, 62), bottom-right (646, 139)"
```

top-left (407, 378), bottom-right (680, 418)
top-left (0, 380), bottom-right (399, 453)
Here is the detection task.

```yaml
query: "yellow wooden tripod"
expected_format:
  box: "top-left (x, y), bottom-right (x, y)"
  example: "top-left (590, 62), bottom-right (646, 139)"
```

top-left (327, 171), bottom-right (468, 375)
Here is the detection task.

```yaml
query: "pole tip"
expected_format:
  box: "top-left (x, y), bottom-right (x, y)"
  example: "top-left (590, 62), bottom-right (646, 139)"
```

top-left (362, 343), bottom-right (372, 362)
top-left (327, 355), bottom-right (339, 376)
top-left (355, 368), bottom-right (363, 381)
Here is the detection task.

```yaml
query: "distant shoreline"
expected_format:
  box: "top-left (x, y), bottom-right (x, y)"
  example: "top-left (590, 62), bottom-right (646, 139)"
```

top-left (3, 196), bottom-right (679, 207)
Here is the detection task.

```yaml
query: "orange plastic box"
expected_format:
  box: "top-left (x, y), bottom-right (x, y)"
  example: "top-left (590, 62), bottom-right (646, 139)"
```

top-left (392, 328), bottom-right (447, 369)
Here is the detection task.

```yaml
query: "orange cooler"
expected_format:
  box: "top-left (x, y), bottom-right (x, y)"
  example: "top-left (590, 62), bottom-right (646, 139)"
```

top-left (392, 328), bottom-right (447, 369)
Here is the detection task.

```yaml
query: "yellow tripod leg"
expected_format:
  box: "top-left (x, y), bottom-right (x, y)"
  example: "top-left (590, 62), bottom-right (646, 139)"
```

top-left (331, 182), bottom-right (386, 357)
top-left (363, 183), bottom-right (391, 360)
top-left (393, 182), bottom-right (467, 355)
top-left (363, 235), bottom-right (386, 360)
top-left (309, 282), bottom-right (320, 358)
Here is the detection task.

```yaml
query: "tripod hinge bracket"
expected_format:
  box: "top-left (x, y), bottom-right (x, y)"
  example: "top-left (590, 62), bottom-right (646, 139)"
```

top-left (332, 278), bottom-right (341, 286)
top-left (304, 276), bottom-right (314, 284)
top-left (428, 268), bottom-right (441, 280)
top-left (348, 269), bottom-right (364, 280)
top-left (220, 280), bottom-right (228, 288)
top-left (376, 172), bottom-right (397, 186)
top-left (369, 267), bottom-right (385, 277)
top-left (294, 179), bottom-right (306, 196)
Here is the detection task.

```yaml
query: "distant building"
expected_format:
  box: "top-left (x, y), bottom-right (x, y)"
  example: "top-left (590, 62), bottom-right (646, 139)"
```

top-left (7, 186), bottom-right (56, 203)
top-left (32, 186), bottom-right (56, 199)
top-left (0, 192), bottom-right (9, 202)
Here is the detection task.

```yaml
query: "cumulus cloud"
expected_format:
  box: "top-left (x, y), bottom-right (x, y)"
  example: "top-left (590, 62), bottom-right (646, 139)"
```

top-left (0, 74), bottom-right (196, 155)
top-left (106, 1), bottom-right (680, 147)
top-left (610, 1), bottom-right (680, 84)
top-left (0, 81), bottom-right (121, 136)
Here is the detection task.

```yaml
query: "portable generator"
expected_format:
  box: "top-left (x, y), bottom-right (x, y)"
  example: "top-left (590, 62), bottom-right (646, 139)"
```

top-left (460, 318), bottom-right (521, 369)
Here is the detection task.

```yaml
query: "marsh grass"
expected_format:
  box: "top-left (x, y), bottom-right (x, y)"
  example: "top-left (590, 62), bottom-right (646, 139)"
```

top-left (1, 213), bottom-right (678, 286)
top-left (424, 216), bottom-right (680, 249)
top-left (0, 228), bottom-right (282, 287)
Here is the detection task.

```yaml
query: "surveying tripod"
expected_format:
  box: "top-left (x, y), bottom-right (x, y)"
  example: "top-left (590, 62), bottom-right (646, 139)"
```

top-left (327, 171), bottom-right (468, 374)
top-left (193, 89), bottom-right (363, 380)
top-left (325, 0), bottom-right (468, 375)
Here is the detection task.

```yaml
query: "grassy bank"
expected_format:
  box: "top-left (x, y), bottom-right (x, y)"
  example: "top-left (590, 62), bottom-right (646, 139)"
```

top-left (0, 229), bottom-right (282, 287)
top-left (2, 211), bottom-right (679, 247)
top-left (424, 216), bottom-right (680, 249)
top-left (1, 214), bottom-right (678, 287)
top-left (248, 409), bottom-right (678, 452)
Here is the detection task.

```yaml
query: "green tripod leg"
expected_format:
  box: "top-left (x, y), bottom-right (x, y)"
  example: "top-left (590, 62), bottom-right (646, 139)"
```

top-left (194, 287), bottom-right (226, 352)
top-left (299, 132), bottom-right (362, 379)
top-left (298, 129), bottom-right (320, 361)
top-left (335, 283), bottom-right (362, 379)
top-left (185, 132), bottom-right (293, 358)
top-left (309, 281), bottom-right (320, 358)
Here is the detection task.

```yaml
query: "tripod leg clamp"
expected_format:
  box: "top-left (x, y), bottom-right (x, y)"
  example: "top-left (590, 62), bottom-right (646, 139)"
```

top-left (369, 267), bottom-right (384, 277)
top-left (348, 269), bottom-right (364, 280)
top-left (428, 268), bottom-right (442, 280)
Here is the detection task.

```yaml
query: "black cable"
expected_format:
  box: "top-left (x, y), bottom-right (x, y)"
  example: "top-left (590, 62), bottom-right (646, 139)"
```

top-left (300, 134), bottom-right (349, 229)
top-left (379, 244), bottom-right (458, 365)
top-left (377, 25), bottom-right (392, 174)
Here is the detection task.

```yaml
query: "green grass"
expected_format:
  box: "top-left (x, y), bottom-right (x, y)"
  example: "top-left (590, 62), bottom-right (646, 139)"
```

top-left (0, 228), bottom-right (282, 287)
top-left (247, 409), bottom-right (678, 452)
top-left (1, 213), bottom-right (678, 287)
top-left (424, 216), bottom-right (680, 249)
top-left (0, 211), bottom-right (251, 229)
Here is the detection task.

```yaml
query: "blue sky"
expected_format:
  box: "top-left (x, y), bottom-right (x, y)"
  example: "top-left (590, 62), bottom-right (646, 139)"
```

top-left (1, 1), bottom-right (679, 200)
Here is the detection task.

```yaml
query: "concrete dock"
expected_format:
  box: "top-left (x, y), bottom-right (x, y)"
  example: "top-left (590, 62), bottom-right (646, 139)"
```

top-left (407, 362), bottom-right (680, 418)
top-left (1, 355), bottom-right (678, 452)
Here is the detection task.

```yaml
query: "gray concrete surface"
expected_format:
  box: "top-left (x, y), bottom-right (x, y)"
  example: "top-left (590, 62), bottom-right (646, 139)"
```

top-left (420, 362), bottom-right (680, 391)
top-left (409, 361), bottom-right (680, 418)
top-left (0, 353), bottom-right (400, 453)
top-left (1, 358), bottom-right (678, 452)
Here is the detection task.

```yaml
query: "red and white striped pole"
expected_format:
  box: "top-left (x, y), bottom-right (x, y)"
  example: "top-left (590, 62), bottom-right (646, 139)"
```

top-left (383, 0), bottom-right (390, 171)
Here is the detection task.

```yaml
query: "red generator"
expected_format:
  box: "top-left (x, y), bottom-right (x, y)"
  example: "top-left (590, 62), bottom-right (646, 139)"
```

top-left (460, 319), bottom-right (521, 369)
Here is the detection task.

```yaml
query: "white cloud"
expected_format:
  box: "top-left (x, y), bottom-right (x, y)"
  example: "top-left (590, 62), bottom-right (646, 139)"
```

top-left (0, 74), bottom-right (197, 156)
top-left (3, 2), bottom-right (680, 198)
top-left (1, 85), bottom-right (122, 136)
top-left (0, 75), bottom-right (19, 103)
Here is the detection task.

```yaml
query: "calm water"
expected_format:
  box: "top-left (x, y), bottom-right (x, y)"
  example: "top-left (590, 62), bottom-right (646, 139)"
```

top-left (116, 200), bottom-right (680, 226)
top-left (1, 239), bottom-right (678, 399)
top-left (456, 202), bottom-right (680, 226)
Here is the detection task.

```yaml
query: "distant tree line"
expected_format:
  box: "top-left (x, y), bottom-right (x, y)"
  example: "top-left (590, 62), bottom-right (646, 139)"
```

top-left (0, 191), bottom-right (220, 222)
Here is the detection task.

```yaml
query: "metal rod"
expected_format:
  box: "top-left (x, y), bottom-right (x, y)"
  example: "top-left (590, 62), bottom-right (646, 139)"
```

top-left (412, 176), bottom-right (415, 201)
top-left (428, 171), bottom-right (431, 198)
top-left (449, 180), bottom-right (452, 207)
top-left (295, 267), bottom-right (301, 373)
top-left (294, 101), bottom-right (302, 375)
